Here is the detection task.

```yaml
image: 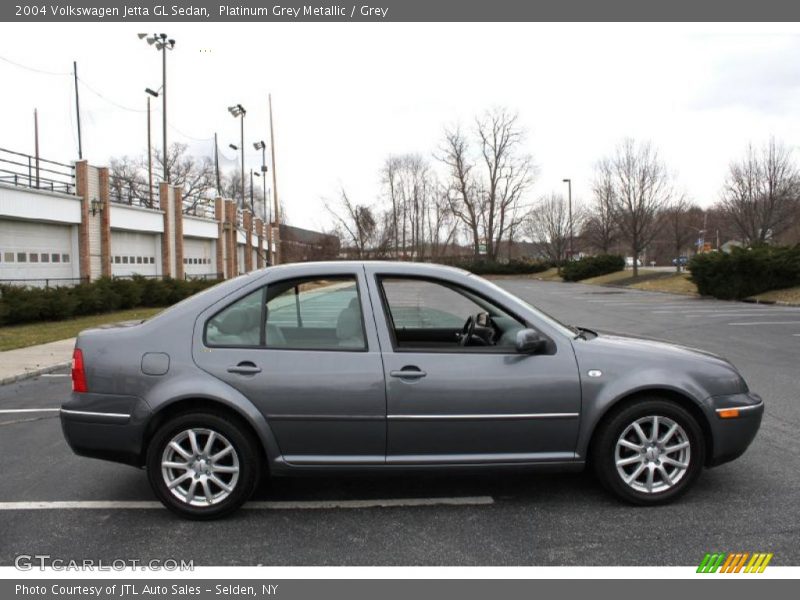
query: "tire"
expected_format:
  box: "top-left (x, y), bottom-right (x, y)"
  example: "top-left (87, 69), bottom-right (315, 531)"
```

top-left (591, 399), bottom-right (705, 505)
top-left (146, 411), bottom-right (262, 520)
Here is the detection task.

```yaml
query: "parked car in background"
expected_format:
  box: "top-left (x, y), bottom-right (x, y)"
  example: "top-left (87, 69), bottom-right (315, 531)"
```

top-left (625, 257), bottom-right (643, 267)
top-left (61, 262), bottom-right (764, 519)
top-left (672, 256), bottom-right (689, 267)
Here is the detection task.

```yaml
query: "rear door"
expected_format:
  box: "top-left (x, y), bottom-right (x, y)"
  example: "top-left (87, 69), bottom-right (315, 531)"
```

top-left (193, 269), bottom-right (387, 464)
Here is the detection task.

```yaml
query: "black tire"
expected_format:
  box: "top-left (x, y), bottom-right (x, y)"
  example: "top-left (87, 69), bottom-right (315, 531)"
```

top-left (591, 399), bottom-right (705, 505)
top-left (146, 411), bottom-right (262, 520)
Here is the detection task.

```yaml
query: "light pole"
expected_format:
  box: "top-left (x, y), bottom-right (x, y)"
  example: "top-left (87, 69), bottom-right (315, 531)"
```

top-left (253, 141), bottom-right (268, 223)
top-left (144, 88), bottom-right (159, 207)
top-left (138, 33), bottom-right (175, 182)
top-left (562, 178), bottom-right (573, 260)
top-left (228, 104), bottom-right (246, 209)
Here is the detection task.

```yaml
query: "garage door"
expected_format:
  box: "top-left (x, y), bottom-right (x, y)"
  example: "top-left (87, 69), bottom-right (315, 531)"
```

top-left (184, 237), bottom-right (216, 278)
top-left (0, 220), bottom-right (77, 284)
top-left (110, 230), bottom-right (160, 277)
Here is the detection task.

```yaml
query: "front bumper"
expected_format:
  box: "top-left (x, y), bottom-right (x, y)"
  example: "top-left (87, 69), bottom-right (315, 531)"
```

top-left (60, 393), bottom-right (152, 467)
top-left (707, 392), bottom-right (764, 467)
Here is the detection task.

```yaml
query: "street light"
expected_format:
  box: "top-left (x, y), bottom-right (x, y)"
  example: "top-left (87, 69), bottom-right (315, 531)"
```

top-left (562, 178), bottom-right (573, 260)
top-left (253, 141), bottom-right (269, 223)
top-left (228, 104), bottom-right (246, 209)
top-left (138, 33), bottom-right (175, 182)
top-left (144, 87), bottom-right (160, 208)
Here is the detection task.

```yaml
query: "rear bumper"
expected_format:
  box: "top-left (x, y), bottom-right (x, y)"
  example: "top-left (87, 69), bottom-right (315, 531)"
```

top-left (60, 393), bottom-right (152, 467)
top-left (707, 392), bottom-right (764, 467)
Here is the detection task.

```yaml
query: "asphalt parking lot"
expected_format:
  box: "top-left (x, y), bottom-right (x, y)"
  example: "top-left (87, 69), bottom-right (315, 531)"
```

top-left (1, 278), bottom-right (798, 566)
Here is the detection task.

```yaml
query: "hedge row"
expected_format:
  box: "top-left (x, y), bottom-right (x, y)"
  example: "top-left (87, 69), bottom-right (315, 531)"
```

top-left (446, 258), bottom-right (551, 275)
top-left (562, 254), bottom-right (625, 282)
top-left (0, 276), bottom-right (220, 326)
top-left (689, 245), bottom-right (800, 300)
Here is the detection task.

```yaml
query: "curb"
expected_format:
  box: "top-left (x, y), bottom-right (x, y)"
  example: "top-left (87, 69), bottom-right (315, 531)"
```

top-left (0, 361), bottom-right (71, 387)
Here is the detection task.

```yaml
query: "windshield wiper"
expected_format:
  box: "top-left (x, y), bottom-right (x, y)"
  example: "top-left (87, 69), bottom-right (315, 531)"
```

top-left (573, 326), bottom-right (597, 340)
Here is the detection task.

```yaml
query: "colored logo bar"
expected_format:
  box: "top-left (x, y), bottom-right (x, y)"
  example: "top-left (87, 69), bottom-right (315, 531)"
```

top-left (697, 552), bottom-right (773, 573)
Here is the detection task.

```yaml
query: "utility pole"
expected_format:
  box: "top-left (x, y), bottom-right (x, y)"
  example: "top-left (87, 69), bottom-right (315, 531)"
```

top-left (73, 61), bottom-right (83, 160)
top-left (563, 178), bottom-right (573, 260)
top-left (214, 133), bottom-right (221, 196)
top-left (34, 109), bottom-right (40, 188)
top-left (147, 95), bottom-right (153, 207)
top-left (269, 93), bottom-right (280, 264)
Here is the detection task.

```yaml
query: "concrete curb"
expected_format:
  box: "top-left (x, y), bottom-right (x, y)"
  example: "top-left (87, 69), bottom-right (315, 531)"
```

top-left (0, 361), bottom-right (71, 386)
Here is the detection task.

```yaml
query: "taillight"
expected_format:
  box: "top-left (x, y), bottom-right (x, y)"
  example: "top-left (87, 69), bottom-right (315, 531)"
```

top-left (71, 348), bottom-right (88, 393)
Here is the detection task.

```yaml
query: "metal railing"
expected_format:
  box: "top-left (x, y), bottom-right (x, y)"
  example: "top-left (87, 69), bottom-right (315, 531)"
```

top-left (0, 277), bottom-right (87, 289)
top-left (0, 147), bottom-right (76, 194)
top-left (183, 197), bottom-right (216, 219)
top-left (109, 176), bottom-right (159, 209)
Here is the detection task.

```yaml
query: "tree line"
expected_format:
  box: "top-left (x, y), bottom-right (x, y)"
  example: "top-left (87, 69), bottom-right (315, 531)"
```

top-left (327, 108), bottom-right (800, 275)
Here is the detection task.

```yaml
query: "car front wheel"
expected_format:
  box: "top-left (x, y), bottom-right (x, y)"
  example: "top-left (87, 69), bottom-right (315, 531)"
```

top-left (592, 399), bottom-right (705, 505)
top-left (146, 412), bottom-right (261, 519)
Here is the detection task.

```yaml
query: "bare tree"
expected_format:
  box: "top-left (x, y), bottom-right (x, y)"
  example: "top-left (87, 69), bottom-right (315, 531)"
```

top-left (606, 139), bottom-right (674, 276)
top-left (154, 143), bottom-right (216, 213)
top-left (475, 108), bottom-right (534, 260)
top-left (109, 156), bottom-right (149, 206)
top-left (439, 126), bottom-right (483, 257)
top-left (524, 193), bottom-right (581, 274)
top-left (660, 197), bottom-right (701, 271)
top-left (324, 189), bottom-right (379, 259)
top-left (584, 158), bottom-right (619, 253)
top-left (720, 138), bottom-right (800, 245)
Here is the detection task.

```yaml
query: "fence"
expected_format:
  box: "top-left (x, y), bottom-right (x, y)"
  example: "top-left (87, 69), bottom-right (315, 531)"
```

top-left (109, 176), bottom-right (159, 209)
top-left (0, 277), bottom-right (88, 289)
top-left (0, 147), bottom-right (75, 194)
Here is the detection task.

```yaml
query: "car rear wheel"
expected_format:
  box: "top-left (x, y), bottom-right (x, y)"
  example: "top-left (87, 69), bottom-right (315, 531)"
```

top-left (146, 412), bottom-right (261, 519)
top-left (592, 399), bottom-right (705, 505)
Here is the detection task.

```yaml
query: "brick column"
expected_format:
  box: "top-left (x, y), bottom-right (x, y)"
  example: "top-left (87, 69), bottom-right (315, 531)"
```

top-left (225, 200), bottom-right (237, 278)
top-left (215, 198), bottom-right (225, 279)
top-left (173, 187), bottom-right (185, 280)
top-left (243, 210), bottom-right (253, 273)
top-left (75, 161), bottom-right (90, 281)
top-left (159, 182), bottom-right (173, 278)
top-left (255, 218), bottom-right (265, 269)
top-left (99, 167), bottom-right (111, 277)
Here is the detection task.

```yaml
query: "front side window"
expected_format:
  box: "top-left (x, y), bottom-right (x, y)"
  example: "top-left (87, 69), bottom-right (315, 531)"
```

top-left (379, 277), bottom-right (526, 351)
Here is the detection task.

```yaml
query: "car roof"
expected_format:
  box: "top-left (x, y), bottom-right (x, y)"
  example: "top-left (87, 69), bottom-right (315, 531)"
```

top-left (259, 260), bottom-right (471, 277)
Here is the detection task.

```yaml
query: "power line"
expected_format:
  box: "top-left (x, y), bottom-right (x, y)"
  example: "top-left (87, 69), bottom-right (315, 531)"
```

top-left (0, 55), bottom-right (70, 76)
top-left (77, 76), bottom-right (147, 113)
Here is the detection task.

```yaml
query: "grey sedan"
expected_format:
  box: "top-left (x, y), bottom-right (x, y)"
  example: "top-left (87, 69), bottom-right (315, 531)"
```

top-left (61, 262), bottom-right (763, 519)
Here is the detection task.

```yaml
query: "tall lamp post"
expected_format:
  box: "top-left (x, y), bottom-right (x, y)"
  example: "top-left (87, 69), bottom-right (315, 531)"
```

top-left (253, 141), bottom-right (268, 223)
top-left (228, 104), bottom-right (246, 209)
top-left (138, 33), bottom-right (175, 182)
top-left (144, 88), bottom-right (160, 207)
top-left (562, 178), bottom-right (573, 260)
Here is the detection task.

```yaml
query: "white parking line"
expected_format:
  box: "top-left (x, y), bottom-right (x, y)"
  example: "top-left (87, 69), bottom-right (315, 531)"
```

top-left (0, 497), bottom-right (494, 511)
top-left (728, 321), bottom-right (800, 326)
top-left (40, 373), bottom-right (69, 378)
top-left (0, 409), bottom-right (60, 414)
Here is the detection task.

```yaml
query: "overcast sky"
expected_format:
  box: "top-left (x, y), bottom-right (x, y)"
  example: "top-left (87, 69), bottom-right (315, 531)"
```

top-left (2, 22), bottom-right (800, 231)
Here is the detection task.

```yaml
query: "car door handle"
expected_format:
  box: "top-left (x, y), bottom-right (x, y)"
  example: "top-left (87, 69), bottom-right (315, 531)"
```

top-left (389, 367), bottom-right (427, 380)
top-left (227, 362), bottom-right (262, 375)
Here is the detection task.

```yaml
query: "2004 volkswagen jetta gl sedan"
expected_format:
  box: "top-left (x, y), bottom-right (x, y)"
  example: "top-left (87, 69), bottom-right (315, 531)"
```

top-left (61, 262), bottom-right (764, 519)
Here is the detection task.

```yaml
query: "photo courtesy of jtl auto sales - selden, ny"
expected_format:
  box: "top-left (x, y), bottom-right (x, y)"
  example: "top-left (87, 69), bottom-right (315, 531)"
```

top-left (0, 0), bottom-right (798, 598)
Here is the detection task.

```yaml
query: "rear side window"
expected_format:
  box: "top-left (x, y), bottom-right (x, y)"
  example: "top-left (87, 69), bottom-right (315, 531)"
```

top-left (203, 276), bottom-right (366, 351)
top-left (265, 277), bottom-right (365, 350)
top-left (205, 289), bottom-right (265, 347)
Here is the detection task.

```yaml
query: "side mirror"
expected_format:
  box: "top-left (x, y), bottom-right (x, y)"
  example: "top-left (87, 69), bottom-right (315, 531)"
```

top-left (515, 328), bottom-right (546, 354)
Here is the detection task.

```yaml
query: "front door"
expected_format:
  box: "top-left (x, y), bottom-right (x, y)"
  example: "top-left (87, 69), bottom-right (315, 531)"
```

top-left (369, 274), bottom-right (581, 464)
top-left (193, 271), bottom-right (386, 464)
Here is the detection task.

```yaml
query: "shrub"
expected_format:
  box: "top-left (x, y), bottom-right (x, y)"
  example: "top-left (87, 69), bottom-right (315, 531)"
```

top-left (689, 245), bottom-right (800, 300)
top-left (446, 258), bottom-right (550, 276)
top-left (0, 276), bottom-right (220, 326)
top-left (562, 254), bottom-right (625, 282)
